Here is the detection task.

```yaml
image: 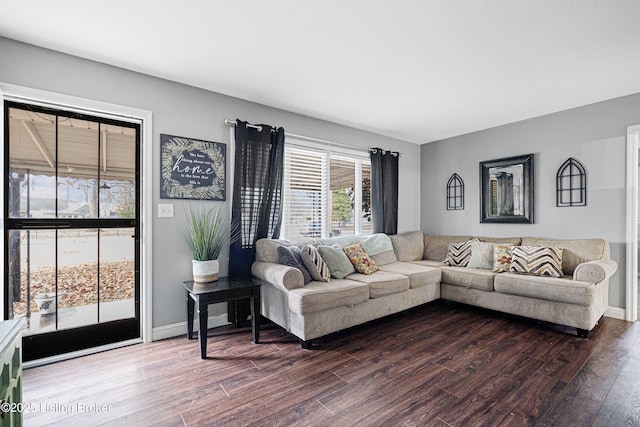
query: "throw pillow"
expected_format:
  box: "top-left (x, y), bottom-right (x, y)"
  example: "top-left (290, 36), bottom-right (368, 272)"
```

top-left (317, 244), bottom-right (355, 279)
top-left (510, 246), bottom-right (564, 278)
top-left (442, 238), bottom-right (478, 267)
top-left (277, 246), bottom-right (312, 285)
top-left (492, 244), bottom-right (514, 272)
top-left (467, 241), bottom-right (495, 269)
top-left (300, 245), bottom-right (330, 282)
top-left (343, 242), bottom-right (380, 275)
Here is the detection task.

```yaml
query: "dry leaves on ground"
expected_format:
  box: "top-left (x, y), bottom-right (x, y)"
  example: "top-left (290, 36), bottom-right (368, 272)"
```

top-left (13, 260), bottom-right (134, 316)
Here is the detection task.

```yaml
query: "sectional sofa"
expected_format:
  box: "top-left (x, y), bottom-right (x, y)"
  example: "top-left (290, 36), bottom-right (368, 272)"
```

top-left (251, 231), bottom-right (618, 348)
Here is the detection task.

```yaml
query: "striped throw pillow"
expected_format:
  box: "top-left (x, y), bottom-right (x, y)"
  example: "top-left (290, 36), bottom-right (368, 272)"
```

top-left (510, 246), bottom-right (564, 277)
top-left (443, 238), bottom-right (478, 267)
top-left (300, 245), bottom-right (330, 282)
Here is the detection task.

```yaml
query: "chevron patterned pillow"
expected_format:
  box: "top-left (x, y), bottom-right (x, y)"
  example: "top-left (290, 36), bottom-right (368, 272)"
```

top-left (510, 246), bottom-right (564, 277)
top-left (301, 245), bottom-right (331, 282)
top-left (443, 238), bottom-right (479, 267)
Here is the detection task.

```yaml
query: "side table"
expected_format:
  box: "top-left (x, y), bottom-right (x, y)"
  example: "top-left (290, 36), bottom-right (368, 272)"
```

top-left (184, 277), bottom-right (261, 359)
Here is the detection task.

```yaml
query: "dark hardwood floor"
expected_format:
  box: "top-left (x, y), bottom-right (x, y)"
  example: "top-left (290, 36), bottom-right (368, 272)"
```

top-left (23, 300), bottom-right (640, 426)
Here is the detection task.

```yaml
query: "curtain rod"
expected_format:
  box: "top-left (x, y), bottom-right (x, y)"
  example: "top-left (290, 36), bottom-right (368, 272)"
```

top-left (224, 118), bottom-right (402, 156)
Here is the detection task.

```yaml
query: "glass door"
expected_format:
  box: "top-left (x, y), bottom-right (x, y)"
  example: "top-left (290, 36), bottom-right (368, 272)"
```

top-left (4, 102), bottom-right (140, 361)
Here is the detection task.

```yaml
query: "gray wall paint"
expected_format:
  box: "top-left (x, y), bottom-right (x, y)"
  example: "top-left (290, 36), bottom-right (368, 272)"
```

top-left (0, 37), bottom-right (421, 328)
top-left (421, 92), bottom-right (640, 309)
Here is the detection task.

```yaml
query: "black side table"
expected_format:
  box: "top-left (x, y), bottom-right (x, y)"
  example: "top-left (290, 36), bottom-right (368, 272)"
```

top-left (184, 277), bottom-right (261, 359)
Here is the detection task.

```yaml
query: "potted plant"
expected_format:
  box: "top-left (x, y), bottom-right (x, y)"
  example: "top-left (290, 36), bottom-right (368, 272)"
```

top-left (183, 204), bottom-right (239, 283)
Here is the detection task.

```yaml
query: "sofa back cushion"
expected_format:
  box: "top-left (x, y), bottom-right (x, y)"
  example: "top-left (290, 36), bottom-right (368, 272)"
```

top-left (389, 230), bottom-right (424, 262)
top-left (256, 239), bottom-right (297, 263)
top-left (521, 237), bottom-right (609, 275)
top-left (475, 236), bottom-right (522, 246)
top-left (423, 235), bottom-right (472, 261)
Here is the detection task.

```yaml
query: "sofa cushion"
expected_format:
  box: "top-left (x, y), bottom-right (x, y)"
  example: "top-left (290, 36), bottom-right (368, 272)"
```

top-left (379, 262), bottom-right (441, 289)
top-left (362, 233), bottom-right (397, 266)
top-left (467, 241), bottom-right (495, 270)
top-left (521, 237), bottom-right (609, 275)
top-left (256, 238), bottom-right (297, 263)
top-left (494, 273), bottom-right (596, 306)
top-left (300, 245), bottom-right (331, 282)
top-left (510, 246), bottom-right (564, 278)
top-left (344, 242), bottom-right (380, 275)
top-left (371, 250), bottom-right (398, 266)
top-left (443, 239), bottom-right (478, 267)
top-left (440, 266), bottom-right (497, 291)
top-left (317, 244), bottom-right (355, 279)
top-left (277, 246), bottom-right (312, 285)
top-left (410, 259), bottom-right (447, 268)
top-left (389, 231), bottom-right (424, 262)
top-left (423, 235), bottom-right (472, 261)
top-left (346, 271), bottom-right (410, 298)
top-left (288, 279), bottom-right (370, 315)
top-left (475, 236), bottom-right (522, 246)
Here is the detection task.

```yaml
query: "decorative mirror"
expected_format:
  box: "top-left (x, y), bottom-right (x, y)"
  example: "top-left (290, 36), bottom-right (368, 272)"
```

top-left (480, 154), bottom-right (534, 223)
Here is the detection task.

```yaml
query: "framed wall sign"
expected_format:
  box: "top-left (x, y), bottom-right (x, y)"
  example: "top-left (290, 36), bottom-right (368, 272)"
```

top-left (160, 134), bottom-right (226, 200)
top-left (480, 153), bottom-right (534, 223)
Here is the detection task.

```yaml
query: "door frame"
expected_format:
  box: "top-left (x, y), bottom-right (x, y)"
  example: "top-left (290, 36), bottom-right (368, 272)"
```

top-left (0, 83), bottom-right (153, 352)
top-left (626, 124), bottom-right (640, 322)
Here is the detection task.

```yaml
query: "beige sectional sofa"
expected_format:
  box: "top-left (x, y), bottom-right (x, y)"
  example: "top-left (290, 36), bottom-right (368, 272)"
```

top-left (251, 231), bottom-right (617, 348)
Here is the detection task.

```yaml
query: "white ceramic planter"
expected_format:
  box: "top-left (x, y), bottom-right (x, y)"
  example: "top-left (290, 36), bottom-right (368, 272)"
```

top-left (34, 293), bottom-right (58, 315)
top-left (192, 259), bottom-right (219, 283)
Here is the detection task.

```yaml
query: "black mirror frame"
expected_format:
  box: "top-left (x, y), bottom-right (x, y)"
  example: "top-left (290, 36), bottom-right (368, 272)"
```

top-left (480, 153), bottom-right (534, 223)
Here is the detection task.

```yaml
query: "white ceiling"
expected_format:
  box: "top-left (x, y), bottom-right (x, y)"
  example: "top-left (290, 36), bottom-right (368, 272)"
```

top-left (1, 1), bottom-right (639, 144)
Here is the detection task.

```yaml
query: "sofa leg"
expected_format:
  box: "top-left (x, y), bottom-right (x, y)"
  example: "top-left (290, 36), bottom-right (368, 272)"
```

top-left (301, 339), bottom-right (312, 349)
top-left (577, 328), bottom-right (589, 339)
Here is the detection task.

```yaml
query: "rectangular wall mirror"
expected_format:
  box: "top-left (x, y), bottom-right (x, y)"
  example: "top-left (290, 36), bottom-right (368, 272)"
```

top-left (480, 154), bottom-right (534, 223)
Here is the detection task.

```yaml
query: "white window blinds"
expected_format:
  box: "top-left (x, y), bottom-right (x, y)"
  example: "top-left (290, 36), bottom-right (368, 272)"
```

top-left (282, 144), bottom-right (372, 242)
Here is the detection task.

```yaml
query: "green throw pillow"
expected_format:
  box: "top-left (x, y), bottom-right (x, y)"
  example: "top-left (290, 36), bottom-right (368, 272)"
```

top-left (317, 244), bottom-right (355, 279)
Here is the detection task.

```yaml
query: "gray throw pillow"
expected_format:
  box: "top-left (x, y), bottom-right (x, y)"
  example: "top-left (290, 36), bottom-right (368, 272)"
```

top-left (467, 241), bottom-right (495, 270)
top-left (317, 244), bottom-right (356, 279)
top-left (277, 246), bottom-right (312, 285)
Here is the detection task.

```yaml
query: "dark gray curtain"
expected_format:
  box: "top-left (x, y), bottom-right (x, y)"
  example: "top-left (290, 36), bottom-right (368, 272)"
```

top-left (370, 148), bottom-right (399, 234)
top-left (229, 119), bottom-right (285, 280)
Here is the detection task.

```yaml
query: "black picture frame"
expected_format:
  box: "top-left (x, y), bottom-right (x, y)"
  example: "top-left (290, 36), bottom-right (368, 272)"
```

top-left (480, 154), bottom-right (534, 223)
top-left (160, 134), bottom-right (226, 200)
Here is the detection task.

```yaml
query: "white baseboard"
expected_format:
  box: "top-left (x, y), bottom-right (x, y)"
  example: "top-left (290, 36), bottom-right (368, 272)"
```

top-left (604, 306), bottom-right (626, 320)
top-left (151, 313), bottom-right (230, 341)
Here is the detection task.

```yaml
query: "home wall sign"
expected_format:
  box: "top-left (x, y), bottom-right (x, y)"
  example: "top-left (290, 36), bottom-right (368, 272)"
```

top-left (160, 134), bottom-right (226, 200)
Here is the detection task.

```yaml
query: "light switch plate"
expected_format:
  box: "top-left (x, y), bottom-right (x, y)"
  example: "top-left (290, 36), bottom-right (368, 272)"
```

top-left (158, 203), bottom-right (174, 218)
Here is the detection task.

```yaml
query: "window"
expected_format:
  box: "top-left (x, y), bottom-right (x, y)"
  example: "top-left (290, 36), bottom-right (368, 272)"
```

top-left (282, 144), bottom-right (371, 241)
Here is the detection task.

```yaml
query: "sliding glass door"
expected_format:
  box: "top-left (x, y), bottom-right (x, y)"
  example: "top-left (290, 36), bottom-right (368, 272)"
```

top-left (4, 101), bottom-right (141, 361)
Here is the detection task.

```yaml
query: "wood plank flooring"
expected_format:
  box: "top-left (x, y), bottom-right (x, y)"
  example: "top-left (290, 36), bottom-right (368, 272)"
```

top-left (22, 300), bottom-right (640, 426)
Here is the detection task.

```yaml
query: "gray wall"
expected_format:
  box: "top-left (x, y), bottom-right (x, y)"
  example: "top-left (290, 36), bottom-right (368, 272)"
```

top-left (421, 92), bottom-right (640, 309)
top-left (0, 37), bottom-right (422, 329)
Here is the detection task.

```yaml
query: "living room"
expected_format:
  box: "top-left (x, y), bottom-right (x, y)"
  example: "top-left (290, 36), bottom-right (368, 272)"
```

top-left (1, 1), bottom-right (640, 425)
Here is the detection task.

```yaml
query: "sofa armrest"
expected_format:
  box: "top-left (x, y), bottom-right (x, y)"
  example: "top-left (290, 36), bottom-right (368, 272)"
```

top-left (573, 259), bottom-right (618, 283)
top-left (251, 262), bottom-right (304, 291)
